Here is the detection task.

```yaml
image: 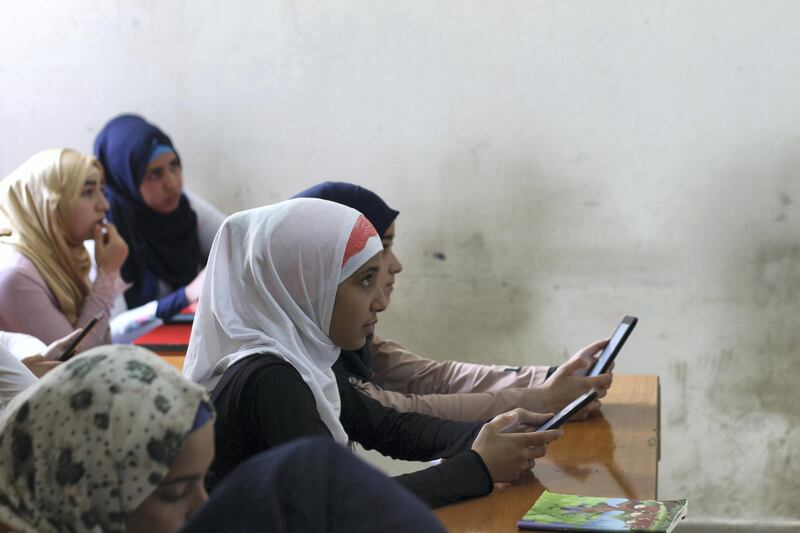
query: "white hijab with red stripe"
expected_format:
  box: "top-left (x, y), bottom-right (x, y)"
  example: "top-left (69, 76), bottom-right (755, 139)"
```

top-left (183, 198), bottom-right (382, 443)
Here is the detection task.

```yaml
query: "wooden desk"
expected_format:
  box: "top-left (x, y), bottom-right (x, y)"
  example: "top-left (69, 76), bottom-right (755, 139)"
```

top-left (161, 355), bottom-right (185, 372)
top-left (434, 375), bottom-right (659, 532)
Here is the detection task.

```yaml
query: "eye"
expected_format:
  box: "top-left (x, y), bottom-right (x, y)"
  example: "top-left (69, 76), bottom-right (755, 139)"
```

top-left (155, 481), bottom-right (192, 503)
top-left (360, 273), bottom-right (374, 288)
top-left (170, 160), bottom-right (181, 170)
top-left (81, 187), bottom-right (94, 198)
top-left (146, 169), bottom-right (163, 181)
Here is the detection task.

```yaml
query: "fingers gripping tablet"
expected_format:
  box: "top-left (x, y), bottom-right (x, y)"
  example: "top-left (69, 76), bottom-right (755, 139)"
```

top-left (587, 315), bottom-right (638, 377)
top-left (500, 390), bottom-right (599, 434)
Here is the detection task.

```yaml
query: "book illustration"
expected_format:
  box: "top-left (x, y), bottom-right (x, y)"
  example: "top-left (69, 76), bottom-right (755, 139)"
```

top-left (518, 490), bottom-right (687, 532)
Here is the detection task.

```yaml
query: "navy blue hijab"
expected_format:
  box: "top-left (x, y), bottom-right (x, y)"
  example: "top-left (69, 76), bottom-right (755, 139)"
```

top-left (292, 181), bottom-right (399, 236)
top-left (94, 114), bottom-right (201, 309)
top-left (293, 181), bottom-right (399, 380)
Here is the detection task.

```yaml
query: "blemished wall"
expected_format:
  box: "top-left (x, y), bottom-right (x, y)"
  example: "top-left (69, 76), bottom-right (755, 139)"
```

top-left (1, 0), bottom-right (798, 525)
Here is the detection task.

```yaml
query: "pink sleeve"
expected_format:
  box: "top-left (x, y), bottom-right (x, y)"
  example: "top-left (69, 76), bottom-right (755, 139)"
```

top-left (0, 265), bottom-right (125, 350)
top-left (351, 377), bottom-right (546, 421)
top-left (369, 336), bottom-right (551, 394)
top-left (74, 271), bottom-right (128, 348)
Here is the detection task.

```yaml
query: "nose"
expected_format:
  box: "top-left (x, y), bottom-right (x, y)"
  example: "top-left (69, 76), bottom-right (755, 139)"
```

top-left (164, 168), bottom-right (181, 193)
top-left (372, 284), bottom-right (389, 312)
top-left (390, 250), bottom-right (403, 275)
top-left (98, 189), bottom-right (110, 211)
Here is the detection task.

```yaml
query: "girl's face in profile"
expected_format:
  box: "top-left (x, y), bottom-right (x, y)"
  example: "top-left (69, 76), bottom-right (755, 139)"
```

top-left (139, 152), bottom-right (183, 214)
top-left (70, 166), bottom-right (109, 242)
top-left (126, 421), bottom-right (214, 533)
top-left (329, 253), bottom-right (387, 350)
top-left (379, 222), bottom-right (403, 306)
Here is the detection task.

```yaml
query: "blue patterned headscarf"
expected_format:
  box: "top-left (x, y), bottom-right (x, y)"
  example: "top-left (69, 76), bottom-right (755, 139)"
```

top-left (94, 114), bottom-right (201, 309)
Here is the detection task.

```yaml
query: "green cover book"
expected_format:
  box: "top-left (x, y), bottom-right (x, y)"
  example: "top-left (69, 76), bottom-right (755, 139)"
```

top-left (518, 490), bottom-right (687, 532)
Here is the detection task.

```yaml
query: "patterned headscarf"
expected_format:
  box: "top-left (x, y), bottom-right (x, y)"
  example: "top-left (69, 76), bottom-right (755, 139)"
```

top-left (0, 149), bottom-right (99, 324)
top-left (0, 345), bottom-right (212, 532)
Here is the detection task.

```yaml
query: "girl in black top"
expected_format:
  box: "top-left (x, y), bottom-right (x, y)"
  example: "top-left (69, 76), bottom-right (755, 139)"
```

top-left (183, 198), bottom-right (562, 508)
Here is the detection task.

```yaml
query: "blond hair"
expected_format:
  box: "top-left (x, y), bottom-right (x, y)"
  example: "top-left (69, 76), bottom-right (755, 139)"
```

top-left (0, 149), bottom-right (102, 323)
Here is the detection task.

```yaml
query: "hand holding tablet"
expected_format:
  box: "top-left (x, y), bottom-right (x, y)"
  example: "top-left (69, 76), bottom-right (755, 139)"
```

top-left (501, 389), bottom-right (600, 434)
top-left (587, 315), bottom-right (638, 377)
top-left (502, 315), bottom-right (639, 434)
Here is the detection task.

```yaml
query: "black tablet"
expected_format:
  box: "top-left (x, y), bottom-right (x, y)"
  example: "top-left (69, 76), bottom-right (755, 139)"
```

top-left (587, 315), bottom-right (638, 377)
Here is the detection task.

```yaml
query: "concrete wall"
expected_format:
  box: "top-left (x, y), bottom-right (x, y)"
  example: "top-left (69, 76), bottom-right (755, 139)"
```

top-left (1, 0), bottom-right (798, 524)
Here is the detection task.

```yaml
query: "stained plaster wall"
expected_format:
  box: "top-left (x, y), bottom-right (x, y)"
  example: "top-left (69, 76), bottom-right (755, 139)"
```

top-left (1, 0), bottom-right (798, 524)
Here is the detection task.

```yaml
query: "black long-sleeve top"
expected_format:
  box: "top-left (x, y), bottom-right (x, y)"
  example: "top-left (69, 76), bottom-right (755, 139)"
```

top-left (208, 354), bottom-right (494, 508)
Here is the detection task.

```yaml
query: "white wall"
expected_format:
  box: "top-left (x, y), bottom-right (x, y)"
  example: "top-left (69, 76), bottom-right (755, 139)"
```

top-left (2, 0), bottom-right (798, 523)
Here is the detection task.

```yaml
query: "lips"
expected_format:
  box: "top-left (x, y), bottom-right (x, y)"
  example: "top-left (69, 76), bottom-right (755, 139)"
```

top-left (364, 320), bottom-right (377, 335)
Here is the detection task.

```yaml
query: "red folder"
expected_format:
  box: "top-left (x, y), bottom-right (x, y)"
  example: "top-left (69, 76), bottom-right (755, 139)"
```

top-left (134, 323), bottom-right (192, 354)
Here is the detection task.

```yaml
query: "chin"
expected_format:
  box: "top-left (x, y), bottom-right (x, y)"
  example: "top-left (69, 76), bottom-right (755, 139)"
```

top-left (159, 204), bottom-right (180, 215)
top-left (76, 229), bottom-right (94, 242)
top-left (342, 337), bottom-right (366, 351)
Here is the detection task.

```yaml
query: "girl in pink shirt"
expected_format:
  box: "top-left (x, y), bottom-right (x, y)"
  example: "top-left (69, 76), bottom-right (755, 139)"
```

top-left (0, 149), bottom-right (129, 349)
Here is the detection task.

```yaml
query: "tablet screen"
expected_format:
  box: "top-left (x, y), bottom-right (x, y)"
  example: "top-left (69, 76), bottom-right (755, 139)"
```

top-left (588, 316), bottom-right (637, 377)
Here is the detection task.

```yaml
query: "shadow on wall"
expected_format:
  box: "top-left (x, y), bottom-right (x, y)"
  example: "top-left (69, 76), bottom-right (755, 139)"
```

top-left (385, 146), bottom-right (565, 364)
top-left (707, 241), bottom-right (800, 516)
top-left (692, 146), bottom-right (800, 519)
